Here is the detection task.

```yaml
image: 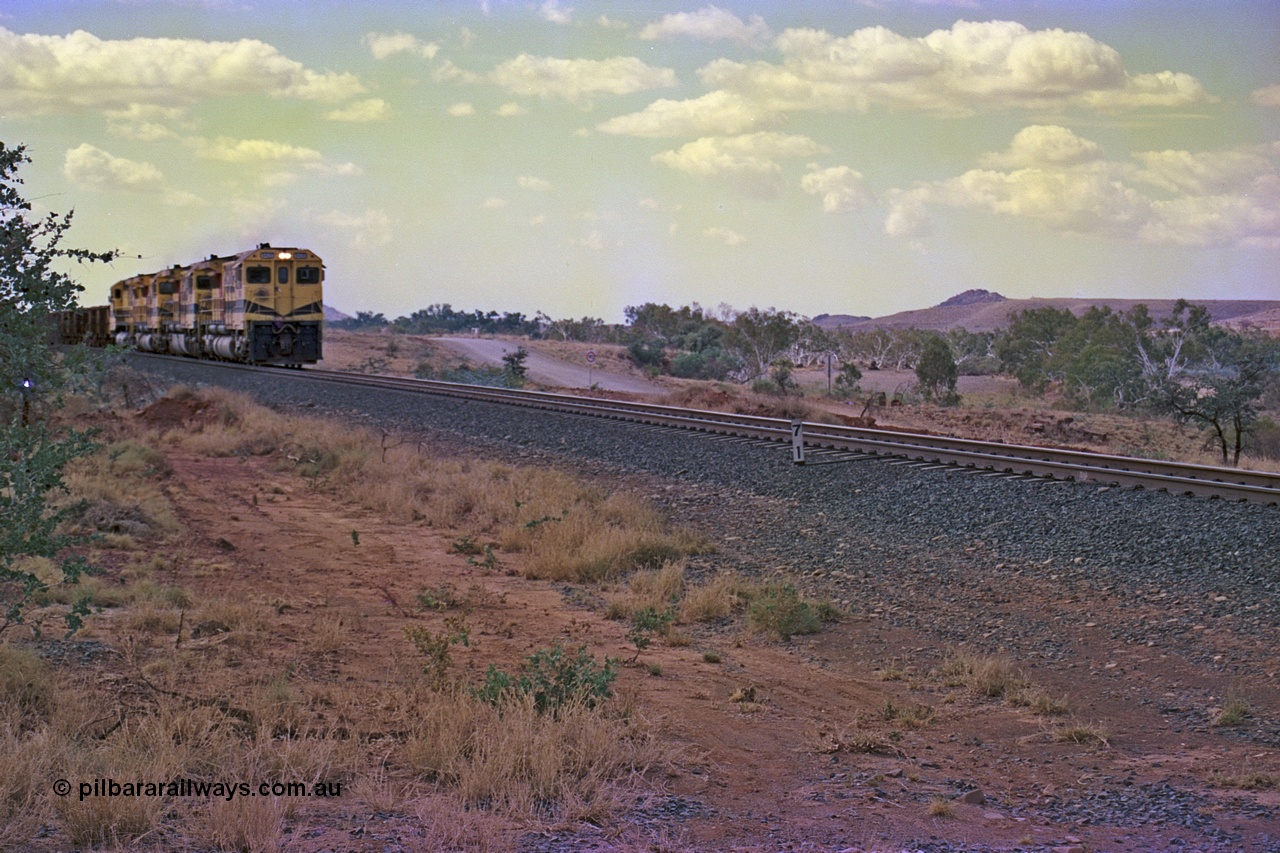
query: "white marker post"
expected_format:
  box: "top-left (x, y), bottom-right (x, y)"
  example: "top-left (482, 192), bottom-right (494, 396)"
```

top-left (790, 418), bottom-right (805, 465)
top-left (586, 349), bottom-right (596, 387)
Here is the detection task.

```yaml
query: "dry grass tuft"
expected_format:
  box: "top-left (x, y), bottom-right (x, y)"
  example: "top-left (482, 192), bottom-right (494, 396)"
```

top-left (165, 388), bottom-right (702, 583)
top-left (812, 722), bottom-right (902, 757)
top-left (399, 686), bottom-right (665, 818)
top-left (606, 560), bottom-right (686, 620)
top-left (415, 794), bottom-right (515, 853)
top-left (939, 651), bottom-right (1025, 699)
top-left (679, 571), bottom-right (753, 623)
top-left (201, 794), bottom-right (287, 853)
top-left (1052, 721), bottom-right (1110, 747)
top-left (1213, 695), bottom-right (1251, 727)
top-left (926, 797), bottom-right (956, 818)
top-left (1008, 686), bottom-right (1070, 716)
top-left (1208, 769), bottom-right (1277, 791)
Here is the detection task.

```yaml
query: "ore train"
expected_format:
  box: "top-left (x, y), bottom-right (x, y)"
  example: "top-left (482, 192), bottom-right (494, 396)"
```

top-left (59, 244), bottom-right (323, 366)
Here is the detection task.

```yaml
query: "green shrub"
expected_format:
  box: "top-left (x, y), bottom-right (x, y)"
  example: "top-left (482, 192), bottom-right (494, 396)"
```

top-left (475, 643), bottom-right (617, 715)
top-left (626, 607), bottom-right (675, 661)
top-left (746, 584), bottom-right (822, 640)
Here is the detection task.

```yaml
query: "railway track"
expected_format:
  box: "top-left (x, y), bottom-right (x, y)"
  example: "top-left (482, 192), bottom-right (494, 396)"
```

top-left (136, 355), bottom-right (1280, 505)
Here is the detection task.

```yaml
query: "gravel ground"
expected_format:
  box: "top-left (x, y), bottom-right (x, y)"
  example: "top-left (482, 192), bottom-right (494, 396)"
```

top-left (131, 357), bottom-right (1280, 851)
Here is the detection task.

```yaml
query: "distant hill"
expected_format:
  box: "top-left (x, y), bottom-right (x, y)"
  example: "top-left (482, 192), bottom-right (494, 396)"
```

top-left (323, 305), bottom-right (352, 323)
top-left (814, 295), bottom-right (1280, 334)
top-left (938, 289), bottom-right (1006, 309)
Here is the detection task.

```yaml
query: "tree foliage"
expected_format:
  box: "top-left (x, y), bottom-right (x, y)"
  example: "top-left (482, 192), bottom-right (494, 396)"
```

top-left (724, 306), bottom-right (801, 381)
top-left (1156, 329), bottom-right (1280, 466)
top-left (1, 142), bottom-right (115, 635)
top-left (915, 334), bottom-right (959, 403)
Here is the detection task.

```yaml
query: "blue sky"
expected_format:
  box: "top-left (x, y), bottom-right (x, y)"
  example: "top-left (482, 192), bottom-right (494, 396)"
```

top-left (3, 1), bottom-right (1278, 321)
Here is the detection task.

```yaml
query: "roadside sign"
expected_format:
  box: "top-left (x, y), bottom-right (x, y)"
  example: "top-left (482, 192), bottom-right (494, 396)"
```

top-left (586, 350), bottom-right (596, 364)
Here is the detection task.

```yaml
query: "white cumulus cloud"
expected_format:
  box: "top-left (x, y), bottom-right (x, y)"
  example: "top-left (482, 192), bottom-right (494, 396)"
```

top-left (363, 32), bottom-right (439, 60)
top-left (539, 1), bottom-right (573, 25)
top-left (704, 226), bottom-right (747, 246)
top-left (326, 99), bottom-right (392, 122)
top-left (639, 6), bottom-right (772, 47)
top-left (801, 165), bottom-right (870, 213)
top-left (489, 54), bottom-right (678, 101)
top-left (978, 124), bottom-right (1105, 169)
top-left (0, 26), bottom-right (364, 114)
top-left (104, 104), bottom-right (187, 140)
top-left (63, 143), bottom-right (163, 189)
top-left (884, 127), bottom-right (1280, 248)
top-left (191, 137), bottom-right (326, 165)
top-left (695, 20), bottom-right (1210, 117)
top-left (1250, 84), bottom-right (1280, 108)
top-left (448, 102), bottom-right (476, 116)
top-left (653, 132), bottom-right (829, 197)
top-left (519, 176), bottom-right (553, 191)
top-left (597, 90), bottom-right (782, 137)
top-left (314, 209), bottom-right (393, 250)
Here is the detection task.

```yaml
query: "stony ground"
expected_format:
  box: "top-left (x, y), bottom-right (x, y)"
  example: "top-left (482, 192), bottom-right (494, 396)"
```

top-left (106, 354), bottom-right (1280, 852)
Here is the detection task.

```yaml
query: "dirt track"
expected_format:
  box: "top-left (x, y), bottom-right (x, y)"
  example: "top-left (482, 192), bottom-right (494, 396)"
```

top-left (434, 336), bottom-right (661, 395)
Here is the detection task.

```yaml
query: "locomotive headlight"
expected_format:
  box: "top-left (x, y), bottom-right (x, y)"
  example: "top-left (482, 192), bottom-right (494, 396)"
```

top-left (278, 252), bottom-right (292, 260)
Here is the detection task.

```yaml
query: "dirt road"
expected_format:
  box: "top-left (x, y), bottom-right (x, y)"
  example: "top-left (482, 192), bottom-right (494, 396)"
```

top-left (433, 336), bottom-right (659, 394)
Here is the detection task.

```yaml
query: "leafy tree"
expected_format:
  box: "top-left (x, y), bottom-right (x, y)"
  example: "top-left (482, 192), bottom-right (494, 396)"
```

top-left (627, 338), bottom-right (666, 369)
top-left (725, 306), bottom-right (801, 380)
top-left (946, 328), bottom-right (999, 375)
top-left (995, 307), bottom-right (1077, 391)
top-left (1156, 331), bottom-right (1280, 466)
top-left (1, 141), bottom-right (115, 635)
top-left (915, 334), bottom-right (959, 403)
top-left (834, 360), bottom-right (862, 394)
top-left (330, 310), bottom-right (387, 329)
top-left (1052, 306), bottom-right (1143, 409)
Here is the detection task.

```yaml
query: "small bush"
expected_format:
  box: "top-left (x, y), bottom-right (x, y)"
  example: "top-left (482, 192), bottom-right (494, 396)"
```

top-left (405, 617), bottom-right (471, 689)
top-left (475, 644), bottom-right (617, 715)
top-left (746, 584), bottom-right (822, 640)
top-left (626, 607), bottom-right (676, 661)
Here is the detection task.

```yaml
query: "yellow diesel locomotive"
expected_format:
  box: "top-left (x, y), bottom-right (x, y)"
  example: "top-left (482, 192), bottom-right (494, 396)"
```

top-left (103, 244), bottom-right (323, 366)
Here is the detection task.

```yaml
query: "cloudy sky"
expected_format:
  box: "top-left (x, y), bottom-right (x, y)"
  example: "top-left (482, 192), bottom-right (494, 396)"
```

top-left (3, 1), bottom-right (1278, 321)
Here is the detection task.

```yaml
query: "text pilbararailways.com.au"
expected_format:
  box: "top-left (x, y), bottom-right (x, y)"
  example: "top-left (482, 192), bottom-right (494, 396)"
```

top-left (53, 778), bottom-right (343, 802)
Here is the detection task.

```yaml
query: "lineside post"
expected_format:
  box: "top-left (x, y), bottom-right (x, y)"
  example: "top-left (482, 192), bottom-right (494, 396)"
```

top-left (790, 418), bottom-right (805, 465)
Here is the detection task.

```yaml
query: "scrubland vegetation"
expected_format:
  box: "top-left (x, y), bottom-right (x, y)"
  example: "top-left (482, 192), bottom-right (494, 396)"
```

top-left (0, 380), bottom-right (865, 849)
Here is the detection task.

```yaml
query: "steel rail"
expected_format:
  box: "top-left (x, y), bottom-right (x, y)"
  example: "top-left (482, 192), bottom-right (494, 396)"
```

top-left (131, 355), bottom-right (1280, 505)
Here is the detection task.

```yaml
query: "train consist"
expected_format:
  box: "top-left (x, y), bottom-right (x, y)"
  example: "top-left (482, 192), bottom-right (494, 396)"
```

top-left (59, 244), bottom-right (323, 366)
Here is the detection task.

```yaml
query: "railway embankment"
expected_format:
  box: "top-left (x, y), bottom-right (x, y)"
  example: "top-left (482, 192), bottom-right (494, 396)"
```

top-left (125, 354), bottom-right (1280, 851)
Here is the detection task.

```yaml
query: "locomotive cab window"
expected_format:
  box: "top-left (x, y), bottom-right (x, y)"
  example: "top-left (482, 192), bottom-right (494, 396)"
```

top-left (246, 266), bottom-right (271, 284)
top-left (196, 276), bottom-right (215, 289)
top-left (297, 266), bottom-right (321, 284)
top-left (158, 281), bottom-right (176, 295)
top-left (277, 266), bottom-right (290, 285)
